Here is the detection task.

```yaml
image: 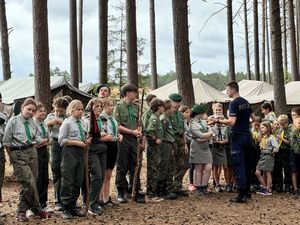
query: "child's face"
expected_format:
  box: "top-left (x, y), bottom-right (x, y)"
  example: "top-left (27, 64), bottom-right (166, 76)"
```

top-left (35, 107), bottom-right (47, 120)
top-left (73, 105), bottom-right (84, 119)
top-left (104, 102), bottom-right (114, 115)
top-left (294, 118), bottom-right (300, 130)
top-left (261, 108), bottom-right (269, 115)
top-left (252, 122), bottom-right (260, 131)
top-left (22, 104), bottom-right (37, 119)
top-left (182, 109), bottom-right (190, 119)
top-left (273, 121), bottom-right (280, 130)
top-left (213, 106), bottom-right (223, 116)
top-left (54, 107), bottom-right (66, 117)
top-left (93, 104), bottom-right (102, 116)
top-left (201, 113), bottom-right (208, 121)
top-left (98, 87), bottom-right (110, 98)
top-left (260, 124), bottom-right (267, 135)
top-left (291, 111), bottom-right (299, 121)
top-left (279, 121), bottom-right (288, 129)
top-left (158, 105), bottom-right (165, 114)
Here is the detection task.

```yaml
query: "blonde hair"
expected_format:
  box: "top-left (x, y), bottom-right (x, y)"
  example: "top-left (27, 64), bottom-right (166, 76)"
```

top-left (66, 100), bottom-right (83, 116)
top-left (101, 98), bottom-right (114, 109)
top-left (277, 114), bottom-right (289, 124)
top-left (86, 98), bottom-right (102, 111)
top-left (212, 102), bottom-right (223, 110)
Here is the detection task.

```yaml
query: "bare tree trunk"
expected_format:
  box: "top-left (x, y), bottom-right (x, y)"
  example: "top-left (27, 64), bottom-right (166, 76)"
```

top-left (32, 0), bottom-right (51, 112)
top-left (244, 0), bottom-right (251, 80)
top-left (78, 0), bottom-right (83, 83)
top-left (0, 0), bottom-right (11, 80)
top-left (70, 0), bottom-right (79, 88)
top-left (253, 0), bottom-right (260, 80)
top-left (172, 0), bottom-right (195, 107)
top-left (99, 0), bottom-right (108, 84)
top-left (126, 0), bottom-right (138, 87)
top-left (288, 0), bottom-right (299, 81)
top-left (266, 0), bottom-right (272, 83)
top-left (282, 0), bottom-right (288, 74)
top-left (296, 0), bottom-right (300, 68)
top-left (227, 0), bottom-right (235, 81)
top-left (269, 0), bottom-right (287, 115)
top-left (150, 0), bottom-right (158, 89)
top-left (262, 0), bottom-right (266, 81)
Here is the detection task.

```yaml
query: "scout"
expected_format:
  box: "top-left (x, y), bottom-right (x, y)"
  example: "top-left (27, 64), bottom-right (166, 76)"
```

top-left (142, 94), bottom-right (157, 129)
top-left (34, 103), bottom-right (52, 211)
top-left (145, 98), bottom-right (165, 202)
top-left (114, 84), bottom-right (143, 203)
top-left (45, 97), bottom-right (69, 211)
top-left (58, 100), bottom-right (87, 219)
top-left (3, 98), bottom-right (49, 222)
top-left (169, 93), bottom-right (189, 196)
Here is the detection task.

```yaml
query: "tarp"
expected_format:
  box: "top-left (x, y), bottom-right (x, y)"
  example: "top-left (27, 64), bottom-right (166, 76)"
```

top-left (222, 79), bottom-right (273, 99)
top-left (247, 81), bottom-right (300, 105)
top-left (150, 78), bottom-right (228, 103)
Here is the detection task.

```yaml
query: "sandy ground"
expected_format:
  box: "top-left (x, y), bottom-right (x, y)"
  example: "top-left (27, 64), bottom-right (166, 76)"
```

top-left (1, 155), bottom-right (300, 225)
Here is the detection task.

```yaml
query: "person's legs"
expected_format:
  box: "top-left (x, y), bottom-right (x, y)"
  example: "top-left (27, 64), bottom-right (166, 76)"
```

top-left (202, 163), bottom-right (212, 186)
top-left (255, 169), bottom-right (266, 188)
top-left (265, 172), bottom-right (272, 191)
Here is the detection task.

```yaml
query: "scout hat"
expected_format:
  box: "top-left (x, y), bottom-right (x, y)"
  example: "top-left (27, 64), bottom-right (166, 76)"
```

top-left (191, 104), bottom-right (206, 114)
top-left (97, 84), bottom-right (111, 94)
top-left (168, 93), bottom-right (182, 102)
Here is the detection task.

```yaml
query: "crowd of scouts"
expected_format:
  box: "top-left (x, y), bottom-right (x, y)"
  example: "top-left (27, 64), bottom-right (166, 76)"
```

top-left (0, 81), bottom-right (300, 222)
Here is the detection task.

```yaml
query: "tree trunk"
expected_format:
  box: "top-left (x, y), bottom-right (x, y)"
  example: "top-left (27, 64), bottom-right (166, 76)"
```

top-left (288, 0), bottom-right (299, 81)
top-left (150, 0), bottom-right (158, 89)
top-left (172, 0), bottom-right (195, 107)
top-left (126, 0), bottom-right (138, 87)
top-left (32, 0), bottom-right (51, 112)
top-left (0, 0), bottom-right (11, 80)
top-left (269, 0), bottom-right (287, 115)
top-left (262, 0), bottom-right (266, 82)
top-left (266, 0), bottom-right (272, 83)
top-left (296, 0), bottom-right (300, 70)
top-left (227, 0), bottom-right (235, 81)
top-left (78, 0), bottom-right (83, 83)
top-left (70, 0), bottom-right (79, 88)
top-left (99, 0), bottom-right (108, 84)
top-left (282, 0), bottom-right (288, 74)
top-left (253, 0), bottom-right (260, 80)
top-left (244, 0), bottom-right (251, 80)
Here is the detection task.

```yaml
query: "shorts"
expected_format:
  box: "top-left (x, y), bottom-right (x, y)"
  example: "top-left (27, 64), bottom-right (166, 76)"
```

top-left (290, 151), bottom-right (300, 173)
top-left (106, 141), bottom-right (118, 170)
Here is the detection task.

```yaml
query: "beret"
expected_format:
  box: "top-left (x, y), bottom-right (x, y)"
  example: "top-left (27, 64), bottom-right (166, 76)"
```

top-left (168, 93), bottom-right (182, 102)
top-left (97, 84), bottom-right (111, 94)
top-left (191, 104), bottom-right (206, 114)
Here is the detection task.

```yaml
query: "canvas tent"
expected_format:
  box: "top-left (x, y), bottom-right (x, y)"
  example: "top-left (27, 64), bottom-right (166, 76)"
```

top-left (150, 78), bottom-right (228, 104)
top-left (79, 82), bottom-right (94, 94)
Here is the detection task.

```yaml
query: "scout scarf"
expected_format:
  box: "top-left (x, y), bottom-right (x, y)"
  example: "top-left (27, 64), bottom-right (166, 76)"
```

top-left (24, 120), bottom-right (32, 144)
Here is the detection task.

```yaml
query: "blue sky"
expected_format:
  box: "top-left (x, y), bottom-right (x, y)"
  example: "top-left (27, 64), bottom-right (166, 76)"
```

top-left (1, 0), bottom-right (254, 83)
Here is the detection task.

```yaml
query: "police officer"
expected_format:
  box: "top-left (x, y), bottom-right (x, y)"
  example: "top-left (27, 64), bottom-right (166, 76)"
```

top-left (216, 81), bottom-right (256, 203)
top-left (169, 93), bottom-right (189, 196)
top-left (114, 84), bottom-right (144, 203)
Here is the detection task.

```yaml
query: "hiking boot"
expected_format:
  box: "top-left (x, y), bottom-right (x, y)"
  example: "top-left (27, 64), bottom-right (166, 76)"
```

top-left (175, 189), bottom-right (189, 197)
top-left (16, 212), bottom-right (29, 222)
top-left (88, 205), bottom-right (102, 216)
top-left (135, 193), bottom-right (145, 204)
top-left (117, 188), bottom-right (127, 203)
top-left (164, 192), bottom-right (177, 200)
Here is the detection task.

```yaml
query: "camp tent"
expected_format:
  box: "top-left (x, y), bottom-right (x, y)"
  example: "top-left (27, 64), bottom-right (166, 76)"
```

top-left (150, 78), bottom-right (228, 104)
top-left (222, 79), bottom-right (273, 99)
top-left (79, 82), bottom-right (94, 94)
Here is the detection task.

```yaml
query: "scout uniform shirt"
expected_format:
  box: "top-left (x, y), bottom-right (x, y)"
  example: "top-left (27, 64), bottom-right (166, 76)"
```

top-left (0, 112), bottom-right (7, 148)
top-left (160, 113), bottom-right (175, 143)
top-left (211, 124), bottom-right (229, 142)
top-left (260, 135), bottom-right (279, 155)
top-left (45, 113), bottom-right (67, 139)
top-left (100, 112), bottom-right (118, 142)
top-left (113, 99), bottom-right (138, 131)
top-left (170, 111), bottom-right (185, 136)
top-left (34, 118), bottom-right (51, 141)
top-left (58, 117), bottom-right (87, 147)
top-left (276, 126), bottom-right (292, 150)
top-left (145, 113), bottom-right (163, 141)
top-left (142, 108), bottom-right (152, 131)
top-left (290, 129), bottom-right (300, 155)
top-left (3, 114), bottom-right (42, 148)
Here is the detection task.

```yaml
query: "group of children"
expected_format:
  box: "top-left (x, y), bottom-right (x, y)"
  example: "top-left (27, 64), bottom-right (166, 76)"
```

top-left (1, 85), bottom-right (300, 222)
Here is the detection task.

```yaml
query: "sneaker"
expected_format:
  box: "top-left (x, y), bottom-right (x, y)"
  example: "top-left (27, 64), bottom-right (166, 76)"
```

top-left (215, 185), bottom-right (223, 192)
top-left (43, 206), bottom-right (54, 213)
top-left (164, 192), bottom-right (177, 200)
top-left (104, 197), bottom-right (119, 207)
top-left (16, 212), bottom-right (29, 222)
top-left (88, 206), bottom-right (102, 216)
top-left (201, 186), bottom-right (210, 195)
top-left (197, 187), bottom-right (204, 196)
top-left (256, 188), bottom-right (272, 196)
top-left (26, 210), bottom-right (35, 218)
top-left (36, 210), bottom-right (50, 219)
top-left (54, 203), bottom-right (63, 211)
top-left (62, 209), bottom-right (74, 220)
top-left (188, 184), bottom-right (197, 192)
top-left (145, 196), bottom-right (164, 203)
top-left (71, 208), bottom-right (85, 217)
top-left (117, 189), bottom-right (128, 203)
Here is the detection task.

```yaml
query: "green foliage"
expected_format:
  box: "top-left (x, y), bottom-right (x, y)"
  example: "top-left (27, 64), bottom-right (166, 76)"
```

top-left (28, 67), bottom-right (71, 81)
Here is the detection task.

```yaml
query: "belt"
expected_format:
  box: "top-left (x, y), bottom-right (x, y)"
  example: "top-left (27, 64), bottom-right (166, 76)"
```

top-left (53, 137), bottom-right (58, 141)
top-left (261, 152), bottom-right (271, 156)
top-left (11, 145), bottom-right (33, 151)
top-left (91, 140), bottom-right (106, 145)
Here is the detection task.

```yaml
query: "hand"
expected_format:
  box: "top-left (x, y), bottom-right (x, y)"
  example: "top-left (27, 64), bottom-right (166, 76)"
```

top-left (85, 137), bottom-right (92, 145)
top-left (117, 134), bottom-right (123, 143)
top-left (155, 139), bottom-right (162, 145)
top-left (100, 132), bottom-right (107, 137)
top-left (55, 119), bottom-right (63, 125)
top-left (132, 129), bottom-right (142, 138)
top-left (139, 143), bottom-right (145, 151)
top-left (78, 141), bottom-right (86, 148)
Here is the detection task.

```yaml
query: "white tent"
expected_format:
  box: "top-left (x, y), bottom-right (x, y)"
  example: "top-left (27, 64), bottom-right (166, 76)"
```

top-left (150, 79), bottom-right (228, 103)
top-left (247, 81), bottom-right (300, 105)
top-left (222, 79), bottom-right (273, 99)
top-left (79, 82), bottom-right (94, 93)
